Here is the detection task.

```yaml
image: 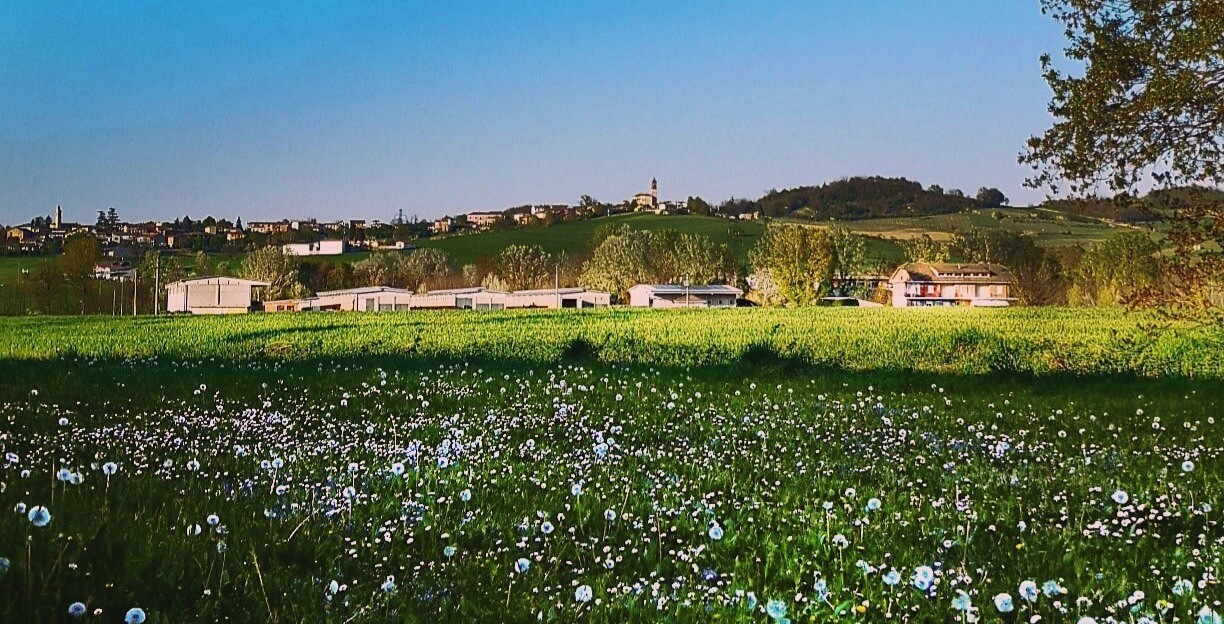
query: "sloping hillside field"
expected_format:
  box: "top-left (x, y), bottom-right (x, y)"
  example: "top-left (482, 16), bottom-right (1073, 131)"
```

top-left (0, 309), bottom-right (1219, 622)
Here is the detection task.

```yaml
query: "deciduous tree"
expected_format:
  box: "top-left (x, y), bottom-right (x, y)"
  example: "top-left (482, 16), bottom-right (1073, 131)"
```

top-left (749, 224), bottom-right (835, 306)
top-left (1022, 0), bottom-right (1223, 309)
top-left (239, 246), bottom-right (306, 299)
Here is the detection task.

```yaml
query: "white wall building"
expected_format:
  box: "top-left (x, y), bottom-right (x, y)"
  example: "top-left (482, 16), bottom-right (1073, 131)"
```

top-left (628, 284), bottom-right (743, 308)
top-left (504, 288), bottom-right (611, 309)
top-left (282, 240), bottom-right (347, 256)
top-left (298, 287), bottom-right (415, 312)
top-left (166, 277), bottom-right (270, 314)
top-left (289, 287), bottom-right (611, 312)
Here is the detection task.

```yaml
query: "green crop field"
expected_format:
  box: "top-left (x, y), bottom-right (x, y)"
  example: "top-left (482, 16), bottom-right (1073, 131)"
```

top-left (0, 310), bottom-right (1220, 622)
top-left (830, 207), bottom-right (1132, 247)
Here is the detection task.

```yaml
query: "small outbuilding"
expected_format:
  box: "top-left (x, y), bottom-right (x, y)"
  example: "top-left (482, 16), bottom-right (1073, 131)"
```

top-left (165, 277), bottom-right (270, 314)
top-left (628, 284), bottom-right (743, 308)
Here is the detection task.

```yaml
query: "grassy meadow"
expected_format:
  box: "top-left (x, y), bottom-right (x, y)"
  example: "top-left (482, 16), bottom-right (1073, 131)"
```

top-left (0, 309), bottom-right (1220, 622)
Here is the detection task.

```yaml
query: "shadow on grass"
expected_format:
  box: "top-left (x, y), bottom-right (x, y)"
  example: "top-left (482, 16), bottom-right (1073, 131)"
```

top-left (1, 350), bottom-right (1220, 408)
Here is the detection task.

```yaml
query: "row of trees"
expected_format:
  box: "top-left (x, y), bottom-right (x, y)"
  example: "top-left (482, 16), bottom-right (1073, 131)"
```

top-left (720, 177), bottom-right (1009, 221)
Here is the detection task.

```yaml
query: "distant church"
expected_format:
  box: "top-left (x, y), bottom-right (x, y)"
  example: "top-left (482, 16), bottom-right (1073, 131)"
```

top-left (632, 178), bottom-right (659, 211)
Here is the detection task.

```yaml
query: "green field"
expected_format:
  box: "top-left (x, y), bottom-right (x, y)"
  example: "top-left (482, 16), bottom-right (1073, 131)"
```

top-left (0, 308), bottom-right (1220, 377)
top-left (829, 207), bottom-right (1131, 247)
top-left (0, 309), bottom-right (1219, 621)
top-left (0, 309), bottom-right (1219, 622)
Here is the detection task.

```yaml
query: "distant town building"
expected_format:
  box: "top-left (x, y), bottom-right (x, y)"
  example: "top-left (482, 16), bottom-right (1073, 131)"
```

top-left (628, 284), bottom-right (742, 308)
top-left (282, 240), bottom-right (347, 256)
top-left (165, 277), bottom-right (270, 314)
top-left (247, 220), bottom-right (291, 234)
top-left (466, 212), bottom-right (505, 229)
top-left (887, 262), bottom-right (1016, 307)
top-left (431, 217), bottom-right (455, 235)
top-left (93, 260), bottom-right (133, 280)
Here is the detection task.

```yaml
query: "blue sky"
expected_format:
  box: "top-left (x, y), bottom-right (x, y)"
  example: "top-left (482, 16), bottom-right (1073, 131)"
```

top-left (0, 1), bottom-right (1067, 224)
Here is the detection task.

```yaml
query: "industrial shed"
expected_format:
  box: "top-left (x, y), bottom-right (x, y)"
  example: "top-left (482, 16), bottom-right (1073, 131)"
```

top-left (165, 277), bottom-right (270, 315)
top-left (298, 287), bottom-right (415, 312)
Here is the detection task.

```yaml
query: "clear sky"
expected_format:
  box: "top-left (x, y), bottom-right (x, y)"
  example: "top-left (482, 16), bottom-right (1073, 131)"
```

top-left (0, 1), bottom-right (1068, 224)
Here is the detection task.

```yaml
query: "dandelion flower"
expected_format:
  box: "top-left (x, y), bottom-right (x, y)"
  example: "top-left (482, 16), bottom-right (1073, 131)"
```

top-left (443, 546), bottom-right (456, 558)
top-left (540, 521), bottom-right (555, 535)
top-left (883, 570), bottom-right (901, 586)
top-left (102, 462), bottom-right (118, 476)
top-left (708, 523), bottom-right (724, 540)
top-left (952, 591), bottom-right (971, 612)
top-left (1042, 580), bottom-right (1064, 597)
top-left (68, 602), bottom-right (87, 617)
top-left (994, 593), bottom-right (1014, 613)
top-left (866, 497), bottom-right (882, 512)
top-left (1019, 580), bottom-right (1038, 602)
top-left (28, 505), bottom-right (51, 527)
top-left (1111, 489), bottom-right (1129, 505)
top-left (1172, 579), bottom-right (1193, 596)
top-left (766, 599), bottom-right (788, 619)
top-left (1182, 460), bottom-right (1195, 472)
top-left (514, 558), bottom-right (531, 573)
top-left (124, 608), bottom-right (146, 624)
top-left (574, 584), bottom-right (593, 603)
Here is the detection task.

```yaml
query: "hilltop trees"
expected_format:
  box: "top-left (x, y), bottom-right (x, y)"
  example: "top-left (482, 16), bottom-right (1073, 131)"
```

top-left (976, 188), bottom-right (1008, 208)
top-left (1022, 0), bottom-right (1223, 309)
top-left (753, 177), bottom-right (978, 221)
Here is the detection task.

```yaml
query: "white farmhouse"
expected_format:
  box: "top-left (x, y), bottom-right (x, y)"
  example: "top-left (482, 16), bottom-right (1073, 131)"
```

top-left (628, 284), bottom-right (743, 308)
top-left (165, 277), bottom-right (270, 314)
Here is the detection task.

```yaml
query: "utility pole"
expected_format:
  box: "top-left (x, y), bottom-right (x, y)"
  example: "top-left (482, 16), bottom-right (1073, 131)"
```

top-left (154, 254), bottom-right (160, 315)
top-left (132, 270), bottom-right (137, 317)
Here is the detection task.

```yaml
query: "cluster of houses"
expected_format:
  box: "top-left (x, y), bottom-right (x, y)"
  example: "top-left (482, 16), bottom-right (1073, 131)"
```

top-left (163, 262), bottom-right (1017, 315)
top-left (429, 179), bottom-right (696, 235)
